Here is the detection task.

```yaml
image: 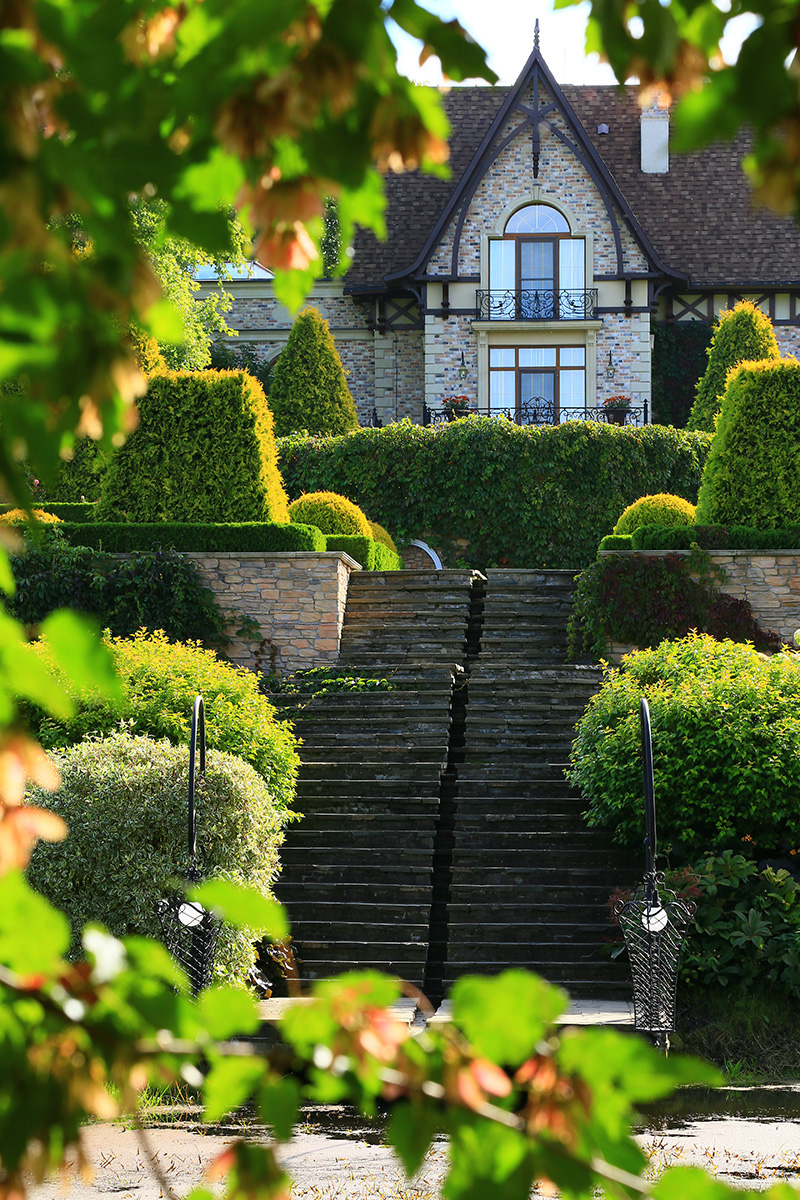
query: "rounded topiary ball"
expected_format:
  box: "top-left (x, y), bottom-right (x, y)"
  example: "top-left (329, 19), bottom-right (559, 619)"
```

top-left (288, 491), bottom-right (372, 537)
top-left (369, 520), bottom-right (399, 555)
top-left (612, 493), bottom-right (696, 536)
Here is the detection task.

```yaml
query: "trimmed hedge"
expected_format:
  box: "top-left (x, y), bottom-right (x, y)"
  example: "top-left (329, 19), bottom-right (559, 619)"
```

top-left (98, 370), bottom-right (290, 523)
top-left (369, 520), bottom-right (399, 555)
top-left (56, 521), bottom-right (325, 553)
top-left (696, 358), bottom-right (800, 528)
top-left (598, 534), bottom-right (633, 552)
top-left (324, 535), bottom-right (403, 570)
top-left (0, 502), bottom-right (96, 523)
top-left (612, 493), bottom-right (696, 536)
top-left (569, 635), bottom-right (800, 858)
top-left (277, 420), bottom-right (712, 570)
top-left (687, 301), bottom-right (780, 433)
top-left (26, 733), bottom-right (290, 986)
top-left (630, 524), bottom-right (800, 551)
top-left (268, 307), bottom-right (358, 437)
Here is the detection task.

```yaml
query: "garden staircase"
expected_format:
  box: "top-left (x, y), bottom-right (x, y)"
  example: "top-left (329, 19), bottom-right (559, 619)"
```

top-left (268, 571), bottom-right (481, 986)
top-left (270, 568), bottom-right (632, 1003)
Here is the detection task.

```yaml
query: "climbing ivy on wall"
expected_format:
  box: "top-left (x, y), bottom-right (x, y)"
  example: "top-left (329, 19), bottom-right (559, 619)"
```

top-left (651, 322), bottom-right (713, 428)
top-left (278, 420), bottom-right (712, 570)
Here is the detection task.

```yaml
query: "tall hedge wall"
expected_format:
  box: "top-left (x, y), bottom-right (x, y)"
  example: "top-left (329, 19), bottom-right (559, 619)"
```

top-left (278, 419), bottom-right (712, 569)
top-left (98, 370), bottom-right (289, 523)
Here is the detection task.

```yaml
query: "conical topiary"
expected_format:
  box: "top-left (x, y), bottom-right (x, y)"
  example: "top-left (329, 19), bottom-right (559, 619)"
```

top-left (695, 358), bottom-right (800, 528)
top-left (687, 301), bottom-right (779, 432)
top-left (268, 307), bottom-right (358, 437)
top-left (97, 370), bottom-right (290, 523)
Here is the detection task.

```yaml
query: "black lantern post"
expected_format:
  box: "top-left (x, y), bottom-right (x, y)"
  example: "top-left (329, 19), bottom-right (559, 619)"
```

top-left (615, 698), bottom-right (695, 1049)
top-left (157, 695), bottom-right (221, 994)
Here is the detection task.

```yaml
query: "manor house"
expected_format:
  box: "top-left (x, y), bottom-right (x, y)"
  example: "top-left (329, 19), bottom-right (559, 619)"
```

top-left (206, 28), bottom-right (800, 428)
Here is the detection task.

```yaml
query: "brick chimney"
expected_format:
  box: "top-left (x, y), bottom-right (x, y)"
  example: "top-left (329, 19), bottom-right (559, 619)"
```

top-left (640, 103), bottom-right (669, 174)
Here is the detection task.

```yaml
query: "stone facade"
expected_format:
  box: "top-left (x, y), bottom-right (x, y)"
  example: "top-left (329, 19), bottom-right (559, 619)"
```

top-left (183, 551), bottom-right (359, 674)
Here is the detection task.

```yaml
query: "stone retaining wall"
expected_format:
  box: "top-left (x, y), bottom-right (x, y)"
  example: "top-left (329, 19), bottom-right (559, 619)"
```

top-left (600, 548), bottom-right (800, 657)
top-left (183, 551), bottom-right (360, 675)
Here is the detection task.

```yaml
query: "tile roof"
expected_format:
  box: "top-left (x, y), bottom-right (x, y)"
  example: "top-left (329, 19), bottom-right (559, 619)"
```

top-left (346, 84), bottom-right (800, 292)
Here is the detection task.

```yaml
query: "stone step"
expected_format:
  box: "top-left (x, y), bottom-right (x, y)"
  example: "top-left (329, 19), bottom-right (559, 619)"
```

top-left (278, 883), bottom-right (433, 905)
top-left (278, 864), bottom-right (434, 886)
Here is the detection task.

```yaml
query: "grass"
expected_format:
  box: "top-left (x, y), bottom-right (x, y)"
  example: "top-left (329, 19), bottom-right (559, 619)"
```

top-left (674, 986), bottom-right (800, 1080)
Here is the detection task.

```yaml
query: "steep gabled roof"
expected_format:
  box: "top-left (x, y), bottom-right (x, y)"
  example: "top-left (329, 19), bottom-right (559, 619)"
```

top-left (346, 58), bottom-right (800, 293)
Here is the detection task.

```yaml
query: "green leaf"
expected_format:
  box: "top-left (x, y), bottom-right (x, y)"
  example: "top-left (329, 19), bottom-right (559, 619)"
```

top-left (0, 871), bottom-right (70, 974)
top-left (450, 970), bottom-right (567, 1065)
top-left (0, 547), bottom-right (16, 597)
top-left (191, 878), bottom-right (289, 940)
top-left (203, 1055), bottom-right (264, 1123)
top-left (196, 985), bottom-right (259, 1039)
top-left (176, 148), bottom-right (246, 211)
top-left (387, 1101), bottom-right (440, 1176)
top-left (257, 1075), bottom-right (300, 1141)
top-left (40, 609), bottom-right (121, 702)
top-left (653, 1165), bottom-right (743, 1200)
top-left (0, 612), bottom-right (73, 717)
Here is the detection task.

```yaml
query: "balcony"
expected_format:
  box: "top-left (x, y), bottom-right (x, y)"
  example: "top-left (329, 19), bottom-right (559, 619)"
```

top-left (475, 288), bottom-right (599, 321)
top-left (422, 399), bottom-right (649, 427)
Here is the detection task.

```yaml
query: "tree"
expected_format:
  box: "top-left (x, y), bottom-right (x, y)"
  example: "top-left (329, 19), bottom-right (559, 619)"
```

top-left (269, 308), bottom-right (359, 436)
top-left (687, 301), bottom-right (780, 432)
top-left (566, 0), bottom-right (800, 221)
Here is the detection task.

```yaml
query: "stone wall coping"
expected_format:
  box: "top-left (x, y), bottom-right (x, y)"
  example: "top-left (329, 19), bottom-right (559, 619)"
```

top-left (598, 548), bottom-right (800, 559)
top-left (114, 550), bottom-right (363, 570)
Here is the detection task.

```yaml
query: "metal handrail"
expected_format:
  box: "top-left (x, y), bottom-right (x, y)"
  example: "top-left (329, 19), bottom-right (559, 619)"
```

top-left (187, 694), bottom-right (206, 863)
top-left (422, 401), bottom-right (649, 427)
top-left (475, 288), bottom-right (599, 320)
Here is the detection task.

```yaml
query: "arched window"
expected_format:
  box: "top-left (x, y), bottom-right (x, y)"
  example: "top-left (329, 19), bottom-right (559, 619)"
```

top-left (488, 204), bottom-right (584, 319)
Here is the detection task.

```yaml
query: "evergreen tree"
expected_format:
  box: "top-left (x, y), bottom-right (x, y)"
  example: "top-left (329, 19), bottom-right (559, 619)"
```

top-left (268, 308), bottom-right (358, 437)
top-left (687, 301), bottom-right (779, 432)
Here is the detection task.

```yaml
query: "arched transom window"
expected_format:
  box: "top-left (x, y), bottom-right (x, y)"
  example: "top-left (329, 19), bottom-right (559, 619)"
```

top-left (488, 203), bottom-right (585, 319)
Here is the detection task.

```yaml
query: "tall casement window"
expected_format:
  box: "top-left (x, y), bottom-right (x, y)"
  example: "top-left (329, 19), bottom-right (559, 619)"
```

top-left (486, 204), bottom-right (586, 320)
top-left (488, 346), bottom-right (586, 422)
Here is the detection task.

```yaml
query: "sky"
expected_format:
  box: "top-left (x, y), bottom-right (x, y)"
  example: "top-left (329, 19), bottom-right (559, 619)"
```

top-left (390, 0), bottom-right (757, 88)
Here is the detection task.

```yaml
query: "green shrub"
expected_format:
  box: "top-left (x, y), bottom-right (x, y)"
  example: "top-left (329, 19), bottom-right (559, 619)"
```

top-left (10, 538), bottom-right (227, 645)
top-left (26, 733), bottom-right (291, 986)
top-left (277, 420), bottom-right (711, 570)
top-left (31, 629), bottom-right (300, 813)
top-left (687, 301), bottom-right (780, 432)
top-left (568, 553), bottom-right (778, 659)
top-left (568, 634), bottom-right (800, 858)
top-left (324, 535), bottom-right (403, 570)
top-left (268, 308), bottom-right (358, 438)
top-left (369, 520), bottom-right (399, 556)
top-left (651, 321), bottom-right (713, 428)
top-left (612, 493), bottom-right (696, 536)
top-left (289, 491), bottom-right (371, 537)
top-left (0, 508), bottom-right (61, 525)
top-left (97, 370), bottom-right (289, 523)
top-left (631, 524), bottom-right (800, 551)
top-left (29, 439), bottom-right (112, 502)
top-left (57, 521), bottom-right (325, 553)
top-left (695, 358), bottom-right (800, 528)
top-left (598, 534), bottom-right (633, 552)
top-left (669, 853), bottom-right (800, 998)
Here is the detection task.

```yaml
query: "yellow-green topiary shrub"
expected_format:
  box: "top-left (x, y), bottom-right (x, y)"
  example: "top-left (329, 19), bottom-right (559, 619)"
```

top-left (268, 307), bottom-right (358, 437)
top-left (687, 301), bottom-right (780, 433)
top-left (369, 520), bottom-right (399, 555)
top-left (97, 370), bottom-right (290, 523)
top-left (288, 491), bottom-right (371, 537)
top-left (695, 358), bottom-right (800, 528)
top-left (612, 493), bottom-right (696, 536)
top-left (0, 508), bottom-right (62, 525)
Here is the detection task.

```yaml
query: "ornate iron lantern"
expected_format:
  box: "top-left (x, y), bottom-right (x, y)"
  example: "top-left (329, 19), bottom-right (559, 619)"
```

top-left (615, 698), bottom-right (695, 1048)
top-left (157, 695), bottom-right (221, 994)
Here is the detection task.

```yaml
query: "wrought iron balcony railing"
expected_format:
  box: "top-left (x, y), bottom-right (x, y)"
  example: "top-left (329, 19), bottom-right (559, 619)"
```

top-left (475, 288), bottom-right (599, 321)
top-left (422, 400), bottom-right (648, 427)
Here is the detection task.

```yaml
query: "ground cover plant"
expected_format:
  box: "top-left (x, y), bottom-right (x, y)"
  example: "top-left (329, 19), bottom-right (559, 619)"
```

top-left (9, 535), bottom-right (228, 646)
top-left (278, 420), bottom-right (711, 569)
top-left (569, 634), bottom-right (800, 859)
top-left (26, 732), bottom-right (289, 986)
top-left (98, 371), bottom-right (289, 524)
top-left (30, 629), bottom-right (299, 814)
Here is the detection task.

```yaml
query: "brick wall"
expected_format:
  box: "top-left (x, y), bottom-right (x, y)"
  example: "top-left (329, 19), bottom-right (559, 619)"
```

top-left (183, 551), bottom-right (360, 675)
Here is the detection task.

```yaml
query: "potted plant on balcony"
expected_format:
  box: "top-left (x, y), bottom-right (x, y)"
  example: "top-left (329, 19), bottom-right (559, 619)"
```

top-left (441, 394), bottom-right (476, 421)
top-left (602, 394), bottom-right (633, 426)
